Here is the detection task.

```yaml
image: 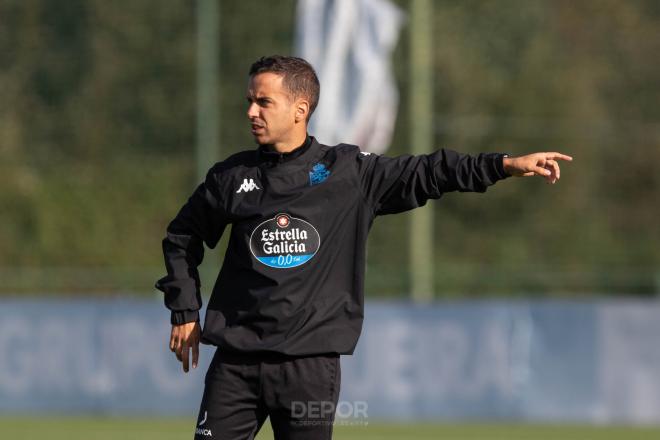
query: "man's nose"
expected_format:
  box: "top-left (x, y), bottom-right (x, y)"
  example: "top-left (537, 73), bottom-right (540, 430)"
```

top-left (247, 102), bottom-right (259, 119)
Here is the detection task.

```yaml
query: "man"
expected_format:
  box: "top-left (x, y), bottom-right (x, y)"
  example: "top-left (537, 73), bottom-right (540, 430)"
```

top-left (156, 55), bottom-right (571, 440)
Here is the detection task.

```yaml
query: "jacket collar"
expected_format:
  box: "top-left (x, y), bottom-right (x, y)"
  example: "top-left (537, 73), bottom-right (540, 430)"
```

top-left (257, 135), bottom-right (313, 164)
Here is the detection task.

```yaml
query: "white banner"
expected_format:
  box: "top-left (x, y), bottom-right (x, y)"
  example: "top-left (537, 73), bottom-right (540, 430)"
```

top-left (296, 0), bottom-right (404, 153)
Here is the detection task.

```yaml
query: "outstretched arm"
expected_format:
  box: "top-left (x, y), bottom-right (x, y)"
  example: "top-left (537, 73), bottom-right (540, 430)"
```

top-left (356, 148), bottom-right (573, 216)
top-left (356, 149), bottom-right (510, 216)
top-left (503, 152), bottom-right (573, 184)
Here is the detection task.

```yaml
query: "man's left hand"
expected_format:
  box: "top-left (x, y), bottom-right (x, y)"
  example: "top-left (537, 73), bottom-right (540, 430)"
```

top-left (503, 152), bottom-right (573, 184)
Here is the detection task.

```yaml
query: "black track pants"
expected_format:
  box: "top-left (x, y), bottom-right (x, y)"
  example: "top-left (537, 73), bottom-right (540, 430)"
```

top-left (193, 350), bottom-right (341, 440)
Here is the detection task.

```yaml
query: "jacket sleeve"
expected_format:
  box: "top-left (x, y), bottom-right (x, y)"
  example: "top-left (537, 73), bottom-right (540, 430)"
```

top-left (155, 167), bottom-right (229, 325)
top-left (356, 148), bottom-right (510, 216)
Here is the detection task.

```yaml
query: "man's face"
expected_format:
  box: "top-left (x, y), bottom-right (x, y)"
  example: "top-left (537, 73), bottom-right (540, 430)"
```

top-left (246, 72), bottom-right (298, 146)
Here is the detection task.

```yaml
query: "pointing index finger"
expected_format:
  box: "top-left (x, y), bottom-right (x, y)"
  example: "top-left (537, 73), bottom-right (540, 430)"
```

top-left (547, 152), bottom-right (573, 161)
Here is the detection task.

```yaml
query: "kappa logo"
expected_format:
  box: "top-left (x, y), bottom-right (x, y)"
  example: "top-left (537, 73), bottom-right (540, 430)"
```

top-left (236, 178), bottom-right (260, 193)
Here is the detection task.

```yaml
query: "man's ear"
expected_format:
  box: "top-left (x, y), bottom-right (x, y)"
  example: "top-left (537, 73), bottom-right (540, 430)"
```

top-left (295, 99), bottom-right (310, 123)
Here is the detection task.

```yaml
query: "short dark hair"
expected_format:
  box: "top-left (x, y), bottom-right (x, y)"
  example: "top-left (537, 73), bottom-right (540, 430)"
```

top-left (249, 55), bottom-right (320, 121)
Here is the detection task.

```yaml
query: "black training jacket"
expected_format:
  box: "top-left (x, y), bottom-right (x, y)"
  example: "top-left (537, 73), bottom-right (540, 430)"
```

top-left (156, 136), bottom-right (509, 356)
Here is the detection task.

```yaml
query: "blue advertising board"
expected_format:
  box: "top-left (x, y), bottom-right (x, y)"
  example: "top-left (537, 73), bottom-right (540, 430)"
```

top-left (1, 299), bottom-right (659, 423)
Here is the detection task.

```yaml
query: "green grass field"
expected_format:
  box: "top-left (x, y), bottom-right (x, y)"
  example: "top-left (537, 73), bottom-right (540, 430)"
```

top-left (1, 417), bottom-right (659, 440)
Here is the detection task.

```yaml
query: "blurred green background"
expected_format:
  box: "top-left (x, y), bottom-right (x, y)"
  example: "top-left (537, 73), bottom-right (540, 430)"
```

top-left (1, 0), bottom-right (658, 297)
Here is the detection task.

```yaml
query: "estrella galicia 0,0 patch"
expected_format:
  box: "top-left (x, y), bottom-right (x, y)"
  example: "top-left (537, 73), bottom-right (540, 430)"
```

top-left (249, 214), bottom-right (321, 269)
